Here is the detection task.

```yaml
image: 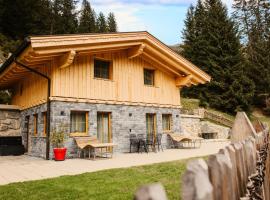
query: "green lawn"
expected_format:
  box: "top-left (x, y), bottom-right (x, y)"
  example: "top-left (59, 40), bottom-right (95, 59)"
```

top-left (0, 160), bottom-right (188, 200)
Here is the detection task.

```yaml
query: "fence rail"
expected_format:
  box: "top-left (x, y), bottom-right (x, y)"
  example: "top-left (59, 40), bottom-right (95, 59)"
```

top-left (180, 108), bottom-right (234, 127)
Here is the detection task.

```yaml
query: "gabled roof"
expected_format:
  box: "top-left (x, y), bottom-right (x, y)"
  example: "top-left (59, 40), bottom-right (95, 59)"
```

top-left (0, 31), bottom-right (210, 89)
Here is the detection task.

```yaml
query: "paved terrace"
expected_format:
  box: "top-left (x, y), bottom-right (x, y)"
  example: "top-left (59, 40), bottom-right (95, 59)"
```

top-left (0, 140), bottom-right (229, 185)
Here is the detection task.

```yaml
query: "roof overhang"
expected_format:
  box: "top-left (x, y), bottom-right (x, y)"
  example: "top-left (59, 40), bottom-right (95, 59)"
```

top-left (0, 31), bottom-right (211, 89)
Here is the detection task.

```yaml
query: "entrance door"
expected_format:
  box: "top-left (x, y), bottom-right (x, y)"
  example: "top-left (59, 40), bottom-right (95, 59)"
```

top-left (97, 113), bottom-right (112, 143)
top-left (146, 113), bottom-right (156, 141)
top-left (25, 116), bottom-right (30, 152)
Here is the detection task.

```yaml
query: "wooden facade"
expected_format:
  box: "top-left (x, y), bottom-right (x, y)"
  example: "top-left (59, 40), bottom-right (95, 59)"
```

top-left (0, 32), bottom-right (211, 109)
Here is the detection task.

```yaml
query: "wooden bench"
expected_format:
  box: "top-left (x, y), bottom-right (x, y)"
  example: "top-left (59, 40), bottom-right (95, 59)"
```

top-left (74, 136), bottom-right (116, 160)
top-left (167, 133), bottom-right (203, 149)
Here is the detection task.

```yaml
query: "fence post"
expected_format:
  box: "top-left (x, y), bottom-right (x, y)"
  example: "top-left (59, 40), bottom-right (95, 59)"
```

top-left (182, 159), bottom-right (213, 200)
top-left (134, 183), bottom-right (168, 200)
top-left (218, 148), bottom-right (235, 200)
top-left (225, 145), bottom-right (241, 199)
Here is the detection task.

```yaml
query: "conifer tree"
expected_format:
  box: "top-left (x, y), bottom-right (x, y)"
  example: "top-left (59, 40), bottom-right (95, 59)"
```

top-left (182, 0), bottom-right (255, 113)
top-left (51, 0), bottom-right (78, 34)
top-left (78, 0), bottom-right (96, 33)
top-left (233, 0), bottom-right (270, 106)
top-left (97, 12), bottom-right (107, 33)
top-left (1, 0), bottom-right (52, 39)
top-left (107, 12), bottom-right (117, 32)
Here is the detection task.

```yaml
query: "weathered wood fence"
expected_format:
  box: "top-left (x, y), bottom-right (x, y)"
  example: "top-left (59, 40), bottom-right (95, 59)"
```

top-left (134, 128), bottom-right (270, 200)
top-left (181, 108), bottom-right (234, 127)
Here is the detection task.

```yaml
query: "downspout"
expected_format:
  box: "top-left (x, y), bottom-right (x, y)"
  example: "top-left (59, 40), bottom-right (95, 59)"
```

top-left (14, 60), bottom-right (51, 160)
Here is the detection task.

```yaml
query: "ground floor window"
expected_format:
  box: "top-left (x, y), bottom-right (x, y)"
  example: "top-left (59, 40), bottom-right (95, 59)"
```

top-left (97, 112), bottom-right (112, 143)
top-left (42, 112), bottom-right (47, 136)
top-left (33, 114), bottom-right (38, 136)
top-left (70, 111), bottom-right (88, 134)
top-left (162, 114), bottom-right (172, 131)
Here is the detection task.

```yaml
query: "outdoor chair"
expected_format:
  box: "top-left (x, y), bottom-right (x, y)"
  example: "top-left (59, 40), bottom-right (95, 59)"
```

top-left (129, 133), bottom-right (139, 153)
top-left (146, 133), bottom-right (156, 152)
top-left (155, 133), bottom-right (163, 152)
top-left (137, 134), bottom-right (148, 153)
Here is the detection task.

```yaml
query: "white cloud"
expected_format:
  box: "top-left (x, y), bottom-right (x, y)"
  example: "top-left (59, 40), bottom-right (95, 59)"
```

top-left (94, 2), bottom-right (147, 32)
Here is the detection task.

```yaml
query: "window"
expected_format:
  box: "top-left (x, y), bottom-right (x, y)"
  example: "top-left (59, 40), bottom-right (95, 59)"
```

top-left (94, 59), bottom-right (112, 79)
top-left (144, 69), bottom-right (155, 86)
top-left (33, 114), bottom-right (38, 136)
top-left (42, 112), bottom-right (47, 136)
top-left (162, 114), bottom-right (172, 131)
top-left (70, 111), bottom-right (88, 134)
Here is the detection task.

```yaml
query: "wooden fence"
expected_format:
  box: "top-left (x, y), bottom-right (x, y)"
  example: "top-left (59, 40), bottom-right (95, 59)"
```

top-left (180, 108), bottom-right (234, 127)
top-left (134, 129), bottom-right (270, 200)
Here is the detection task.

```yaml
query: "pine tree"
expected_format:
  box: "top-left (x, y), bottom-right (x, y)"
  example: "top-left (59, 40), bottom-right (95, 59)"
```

top-left (182, 0), bottom-right (255, 113)
top-left (51, 0), bottom-right (78, 34)
top-left (78, 0), bottom-right (96, 33)
top-left (233, 0), bottom-right (270, 107)
top-left (1, 0), bottom-right (52, 39)
top-left (97, 12), bottom-right (107, 33)
top-left (107, 12), bottom-right (117, 32)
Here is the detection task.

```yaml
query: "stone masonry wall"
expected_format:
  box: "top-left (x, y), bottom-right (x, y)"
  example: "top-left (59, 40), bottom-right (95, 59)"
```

top-left (19, 101), bottom-right (181, 159)
top-left (0, 106), bottom-right (21, 137)
top-left (21, 103), bottom-right (47, 158)
top-left (181, 114), bottom-right (230, 139)
top-left (50, 101), bottom-right (181, 158)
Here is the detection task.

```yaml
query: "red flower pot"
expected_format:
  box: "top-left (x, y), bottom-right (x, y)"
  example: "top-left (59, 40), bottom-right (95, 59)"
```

top-left (53, 148), bottom-right (67, 161)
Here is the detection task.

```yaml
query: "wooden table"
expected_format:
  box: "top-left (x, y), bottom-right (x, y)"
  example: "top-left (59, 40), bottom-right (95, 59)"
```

top-left (88, 143), bottom-right (117, 160)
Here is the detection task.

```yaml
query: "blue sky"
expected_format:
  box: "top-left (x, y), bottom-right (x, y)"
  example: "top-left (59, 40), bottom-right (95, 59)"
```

top-left (90, 0), bottom-right (233, 45)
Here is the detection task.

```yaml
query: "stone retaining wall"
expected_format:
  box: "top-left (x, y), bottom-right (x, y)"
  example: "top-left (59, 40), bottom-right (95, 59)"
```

top-left (0, 105), bottom-right (21, 137)
top-left (181, 114), bottom-right (230, 139)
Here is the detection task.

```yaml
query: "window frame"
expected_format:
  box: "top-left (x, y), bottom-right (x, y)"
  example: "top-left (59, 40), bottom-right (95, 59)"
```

top-left (42, 112), bottom-right (47, 137)
top-left (70, 111), bottom-right (88, 137)
top-left (162, 114), bottom-right (172, 132)
top-left (144, 68), bottom-right (155, 86)
top-left (33, 114), bottom-right (38, 136)
top-left (93, 58), bottom-right (113, 80)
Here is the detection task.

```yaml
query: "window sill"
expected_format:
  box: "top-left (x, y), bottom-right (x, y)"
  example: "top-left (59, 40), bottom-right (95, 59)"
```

top-left (162, 130), bottom-right (172, 133)
top-left (31, 136), bottom-right (46, 138)
top-left (94, 77), bottom-right (114, 82)
top-left (144, 84), bottom-right (159, 88)
top-left (70, 132), bottom-right (88, 137)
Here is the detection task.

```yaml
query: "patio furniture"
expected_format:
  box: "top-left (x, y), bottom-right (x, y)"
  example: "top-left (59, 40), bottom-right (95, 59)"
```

top-left (155, 133), bottom-right (163, 152)
top-left (137, 134), bottom-right (148, 153)
top-left (146, 133), bottom-right (156, 152)
top-left (129, 133), bottom-right (139, 153)
top-left (74, 136), bottom-right (116, 160)
top-left (167, 133), bottom-right (203, 149)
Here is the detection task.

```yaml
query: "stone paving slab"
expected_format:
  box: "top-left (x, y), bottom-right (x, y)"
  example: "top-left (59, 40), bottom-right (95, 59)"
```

top-left (0, 141), bottom-right (229, 185)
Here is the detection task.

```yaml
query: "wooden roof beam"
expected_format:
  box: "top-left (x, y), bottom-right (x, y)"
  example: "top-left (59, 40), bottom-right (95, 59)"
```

top-left (128, 44), bottom-right (145, 59)
top-left (175, 74), bottom-right (193, 88)
top-left (59, 50), bottom-right (76, 69)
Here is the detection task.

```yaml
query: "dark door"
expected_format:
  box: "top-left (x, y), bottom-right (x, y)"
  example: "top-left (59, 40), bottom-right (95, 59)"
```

top-left (25, 116), bottom-right (30, 152)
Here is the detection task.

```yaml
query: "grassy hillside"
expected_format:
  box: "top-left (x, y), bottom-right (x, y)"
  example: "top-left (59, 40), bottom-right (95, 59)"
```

top-left (181, 98), bottom-right (270, 125)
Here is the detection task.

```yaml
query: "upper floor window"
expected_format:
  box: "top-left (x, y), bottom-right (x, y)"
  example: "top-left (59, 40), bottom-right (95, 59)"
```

top-left (94, 59), bottom-right (112, 79)
top-left (144, 69), bottom-right (155, 86)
